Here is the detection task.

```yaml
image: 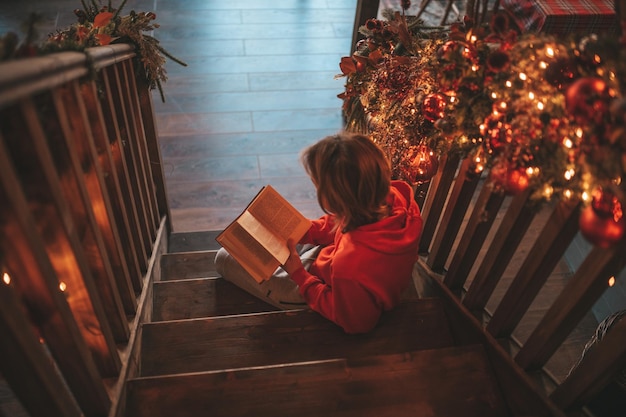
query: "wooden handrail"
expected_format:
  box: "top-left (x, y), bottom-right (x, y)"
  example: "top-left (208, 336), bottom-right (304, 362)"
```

top-left (0, 44), bottom-right (168, 417)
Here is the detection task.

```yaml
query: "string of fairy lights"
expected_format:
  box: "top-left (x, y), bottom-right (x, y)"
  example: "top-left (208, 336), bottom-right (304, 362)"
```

top-left (338, 5), bottom-right (626, 248)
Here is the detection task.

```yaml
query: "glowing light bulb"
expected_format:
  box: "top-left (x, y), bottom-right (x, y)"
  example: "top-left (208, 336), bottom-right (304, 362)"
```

top-left (526, 167), bottom-right (538, 176)
top-left (564, 168), bottom-right (576, 180)
top-left (546, 47), bottom-right (555, 57)
top-left (539, 61), bottom-right (548, 69)
top-left (506, 81), bottom-right (512, 88)
top-left (582, 191), bottom-right (591, 202)
top-left (564, 189), bottom-right (573, 199)
top-left (519, 72), bottom-right (527, 81)
top-left (563, 138), bottom-right (574, 148)
top-left (491, 92), bottom-right (498, 99)
top-left (543, 185), bottom-right (554, 199)
top-left (2, 273), bottom-right (10, 285)
top-left (537, 102), bottom-right (544, 110)
top-left (59, 282), bottom-right (67, 292)
top-left (608, 276), bottom-right (615, 287)
top-left (528, 92), bottom-right (535, 100)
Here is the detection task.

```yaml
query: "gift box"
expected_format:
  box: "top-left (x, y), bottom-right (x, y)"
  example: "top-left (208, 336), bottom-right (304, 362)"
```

top-left (503, 0), bottom-right (619, 35)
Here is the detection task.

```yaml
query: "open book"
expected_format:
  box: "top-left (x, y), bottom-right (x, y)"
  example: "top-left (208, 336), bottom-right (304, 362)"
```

top-left (216, 185), bottom-right (312, 283)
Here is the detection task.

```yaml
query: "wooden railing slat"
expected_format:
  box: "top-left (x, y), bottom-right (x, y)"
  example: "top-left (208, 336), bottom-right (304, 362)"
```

top-left (16, 97), bottom-right (122, 374)
top-left (56, 81), bottom-right (137, 325)
top-left (71, 79), bottom-right (138, 312)
top-left (550, 314), bottom-right (626, 409)
top-left (427, 157), bottom-right (481, 272)
top-left (111, 63), bottom-right (154, 256)
top-left (0, 263), bottom-right (83, 417)
top-left (419, 152), bottom-right (461, 254)
top-left (122, 59), bottom-right (162, 233)
top-left (0, 132), bottom-right (111, 415)
top-left (461, 188), bottom-right (536, 313)
top-left (79, 79), bottom-right (144, 294)
top-left (515, 245), bottom-right (626, 371)
top-left (486, 199), bottom-right (582, 338)
top-left (136, 64), bottom-right (172, 232)
top-left (101, 65), bottom-right (149, 271)
top-left (443, 181), bottom-right (506, 293)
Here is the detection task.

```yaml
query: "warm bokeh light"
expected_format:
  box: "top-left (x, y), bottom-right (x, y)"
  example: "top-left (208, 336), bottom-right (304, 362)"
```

top-left (2, 272), bottom-right (10, 285)
top-left (608, 276), bottom-right (615, 287)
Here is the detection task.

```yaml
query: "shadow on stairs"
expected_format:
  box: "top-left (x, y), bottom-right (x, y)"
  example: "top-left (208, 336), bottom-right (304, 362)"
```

top-left (122, 231), bottom-right (564, 417)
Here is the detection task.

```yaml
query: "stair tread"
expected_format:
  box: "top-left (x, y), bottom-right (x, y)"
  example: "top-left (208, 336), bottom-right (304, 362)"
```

top-left (161, 250), bottom-right (218, 280)
top-left (141, 299), bottom-right (455, 377)
top-left (127, 344), bottom-right (508, 417)
top-left (168, 230), bottom-right (222, 253)
top-left (153, 277), bottom-right (278, 321)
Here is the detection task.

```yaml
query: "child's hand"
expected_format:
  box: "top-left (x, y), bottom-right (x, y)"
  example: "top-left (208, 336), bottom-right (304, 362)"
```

top-left (282, 239), bottom-right (304, 275)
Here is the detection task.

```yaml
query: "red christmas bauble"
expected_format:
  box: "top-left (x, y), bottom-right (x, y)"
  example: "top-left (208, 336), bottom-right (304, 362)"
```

top-left (579, 191), bottom-right (625, 248)
top-left (544, 57), bottom-right (579, 90)
top-left (411, 145), bottom-right (439, 184)
top-left (505, 168), bottom-right (529, 195)
top-left (422, 93), bottom-right (446, 122)
top-left (565, 77), bottom-right (610, 125)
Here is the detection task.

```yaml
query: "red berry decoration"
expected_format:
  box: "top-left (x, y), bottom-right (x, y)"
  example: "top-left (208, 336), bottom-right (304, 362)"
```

top-left (438, 40), bottom-right (476, 62)
top-left (505, 168), bottom-right (529, 195)
top-left (565, 77), bottom-right (610, 125)
top-left (579, 189), bottom-right (625, 248)
top-left (422, 93), bottom-right (446, 122)
top-left (411, 145), bottom-right (439, 184)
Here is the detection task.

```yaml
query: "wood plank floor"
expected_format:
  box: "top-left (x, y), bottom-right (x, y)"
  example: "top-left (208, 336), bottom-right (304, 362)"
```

top-left (152, 0), bottom-right (353, 232)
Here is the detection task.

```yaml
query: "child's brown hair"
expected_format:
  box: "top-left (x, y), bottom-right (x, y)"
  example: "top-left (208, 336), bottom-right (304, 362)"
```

top-left (301, 132), bottom-right (391, 232)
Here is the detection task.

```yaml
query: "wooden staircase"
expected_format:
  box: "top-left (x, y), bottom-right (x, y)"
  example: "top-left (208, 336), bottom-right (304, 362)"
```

top-left (123, 241), bottom-right (561, 417)
top-left (2, 38), bottom-right (623, 417)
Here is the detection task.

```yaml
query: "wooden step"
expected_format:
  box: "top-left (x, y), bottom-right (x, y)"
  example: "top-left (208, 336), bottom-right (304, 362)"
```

top-left (126, 344), bottom-right (508, 417)
top-left (140, 299), bottom-right (454, 377)
top-left (160, 250), bottom-right (217, 281)
top-left (168, 231), bottom-right (221, 253)
top-left (152, 277), bottom-right (278, 321)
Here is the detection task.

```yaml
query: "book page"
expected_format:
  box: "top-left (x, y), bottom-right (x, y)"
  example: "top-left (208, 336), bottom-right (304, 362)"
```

top-left (216, 221), bottom-right (280, 283)
top-left (238, 210), bottom-right (290, 264)
top-left (215, 185), bottom-right (312, 283)
top-left (247, 185), bottom-right (311, 242)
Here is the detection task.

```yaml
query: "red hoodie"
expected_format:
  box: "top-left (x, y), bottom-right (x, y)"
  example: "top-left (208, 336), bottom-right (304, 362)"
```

top-left (290, 180), bottom-right (423, 334)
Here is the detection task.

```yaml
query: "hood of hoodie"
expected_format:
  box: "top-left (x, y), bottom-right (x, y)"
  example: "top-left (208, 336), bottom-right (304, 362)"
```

top-left (343, 180), bottom-right (423, 255)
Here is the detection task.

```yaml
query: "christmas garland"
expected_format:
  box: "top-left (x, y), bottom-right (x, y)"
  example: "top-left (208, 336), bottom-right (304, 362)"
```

top-left (0, 0), bottom-right (186, 101)
top-left (338, 3), bottom-right (626, 248)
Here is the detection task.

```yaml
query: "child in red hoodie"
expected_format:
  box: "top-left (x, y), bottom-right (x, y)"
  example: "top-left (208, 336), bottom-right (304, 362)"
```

top-left (215, 132), bottom-right (423, 333)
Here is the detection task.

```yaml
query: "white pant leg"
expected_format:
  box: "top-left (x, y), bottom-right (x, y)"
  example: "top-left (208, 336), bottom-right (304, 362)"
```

top-left (215, 244), bottom-right (321, 310)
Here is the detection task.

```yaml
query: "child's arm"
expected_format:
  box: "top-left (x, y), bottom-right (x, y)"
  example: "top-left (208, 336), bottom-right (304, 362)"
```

top-left (299, 215), bottom-right (336, 246)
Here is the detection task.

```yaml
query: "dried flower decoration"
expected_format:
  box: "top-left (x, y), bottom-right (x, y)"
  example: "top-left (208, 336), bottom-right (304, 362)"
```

top-left (0, 0), bottom-right (186, 102)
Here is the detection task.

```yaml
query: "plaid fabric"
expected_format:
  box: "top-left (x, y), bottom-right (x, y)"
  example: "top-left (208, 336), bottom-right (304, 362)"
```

top-left (503, 0), bottom-right (619, 35)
